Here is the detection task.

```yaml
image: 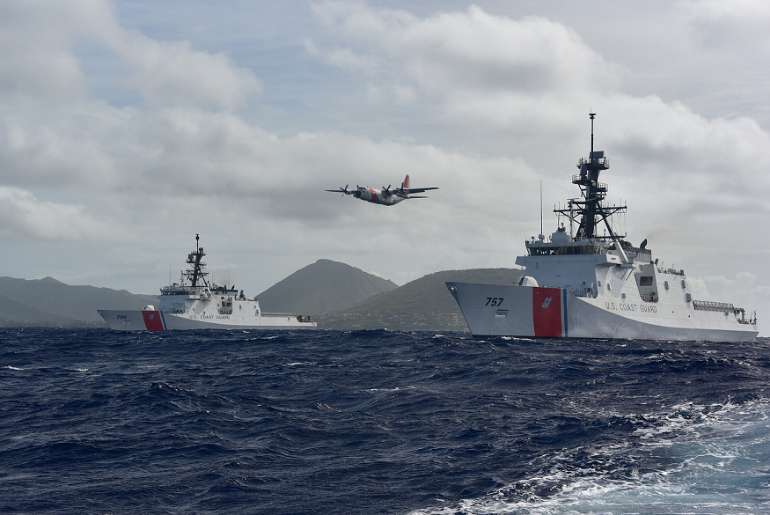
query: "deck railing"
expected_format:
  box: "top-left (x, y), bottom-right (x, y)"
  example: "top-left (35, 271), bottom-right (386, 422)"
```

top-left (692, 300), bottom-right (734, 312)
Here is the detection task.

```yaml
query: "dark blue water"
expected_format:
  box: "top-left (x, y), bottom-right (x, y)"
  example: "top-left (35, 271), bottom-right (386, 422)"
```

top-left (2, 329), bottom-right (769, 514)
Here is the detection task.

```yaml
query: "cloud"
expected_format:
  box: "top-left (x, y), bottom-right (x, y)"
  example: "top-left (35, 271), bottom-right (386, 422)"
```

top-left (112, 33), bottom-right (262, 110)
top-left (678, 0), bottom-right (770, 26)
top-left (0, 104), bottom-right (121, 188)
top-left (0, 0), bottom-right (261, 110)
top-left (311, 1), bottom-right (611, 95)
top-left (0, 187), bottom-right (111, 241)
top-left (397, 9), bottom-right (610, 95)
top-left (310, 3), bottom-right (619, 127)
top-left (0, 0), bottom-right (109, 102)
top-left (108, 108), bottom-right (534, 226)
top-left (308, 2), bottom-right (770, 220)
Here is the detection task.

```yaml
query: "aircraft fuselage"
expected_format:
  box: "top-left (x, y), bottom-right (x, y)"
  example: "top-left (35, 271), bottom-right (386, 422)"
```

top-left (354, 186), bottom-right (406, 206)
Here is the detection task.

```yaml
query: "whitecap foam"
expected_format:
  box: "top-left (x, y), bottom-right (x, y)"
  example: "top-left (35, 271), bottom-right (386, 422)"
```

top-left (409, 399), bottom-right (770, 515)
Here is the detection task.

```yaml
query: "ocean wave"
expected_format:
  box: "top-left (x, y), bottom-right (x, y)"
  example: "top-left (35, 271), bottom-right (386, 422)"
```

top-left (1, 328), bottom-right (768, 515)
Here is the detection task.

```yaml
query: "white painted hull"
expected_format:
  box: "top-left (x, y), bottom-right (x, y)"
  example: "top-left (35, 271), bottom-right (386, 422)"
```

top-left (446, 282), bottom-right (758, 343)
top-left (98, 309), bottom-right (317, 331)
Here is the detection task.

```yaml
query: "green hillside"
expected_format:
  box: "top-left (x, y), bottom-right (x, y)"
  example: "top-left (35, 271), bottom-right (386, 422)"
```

top-left (316, 268), bottom-right (522, 331)
top-left (257, 259), bottom-right (398, 315)
top-left (0, 292), bottom-right (77, 326)
top-left (0, 276), bottom-right (158, 327)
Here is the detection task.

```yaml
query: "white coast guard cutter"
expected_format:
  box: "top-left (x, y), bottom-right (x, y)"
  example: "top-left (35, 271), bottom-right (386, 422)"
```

top-left (447, 114), bottom-right (758, 342)
top-left (98, 235), bottom-right (317, 331)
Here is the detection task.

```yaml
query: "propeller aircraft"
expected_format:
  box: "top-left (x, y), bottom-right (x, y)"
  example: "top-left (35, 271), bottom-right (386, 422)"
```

top-left (326, 175), bottom-right (438, 206)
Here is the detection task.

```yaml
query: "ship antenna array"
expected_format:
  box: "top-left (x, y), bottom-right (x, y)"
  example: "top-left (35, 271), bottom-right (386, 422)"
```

top-left (185, 233), bottom-right (209, 288)
top-left (540, 180), bottom-right (543, 238)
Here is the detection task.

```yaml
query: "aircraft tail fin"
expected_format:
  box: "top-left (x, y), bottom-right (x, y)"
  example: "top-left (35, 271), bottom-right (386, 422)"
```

top-left (398, 174), bottom-right (411, 198)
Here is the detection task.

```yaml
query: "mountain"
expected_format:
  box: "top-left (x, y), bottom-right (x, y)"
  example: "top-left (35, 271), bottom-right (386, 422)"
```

top-left (0, 276), bottom-right (157, 327)
top-left (257, 259), bottom-right (398, 315)
top-left (0, 265), bottom-right (520, 331)
top-left (315, 268), bottom-right (523, 331)
top-left (0, 292), bottom-right (76, 326)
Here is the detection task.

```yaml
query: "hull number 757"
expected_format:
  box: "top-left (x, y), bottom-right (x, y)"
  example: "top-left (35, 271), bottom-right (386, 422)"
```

top-left (485, 297), bottom-right (504, 307)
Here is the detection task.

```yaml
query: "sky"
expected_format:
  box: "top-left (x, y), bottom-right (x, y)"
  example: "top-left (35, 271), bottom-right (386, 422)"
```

top-left (1, 0), bottom-right (768, 334)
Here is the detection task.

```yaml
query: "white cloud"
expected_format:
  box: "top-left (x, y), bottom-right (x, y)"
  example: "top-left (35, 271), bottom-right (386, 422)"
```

top-left (0, 105), bottom-right (121, 188)
top-left (396, 9), bottom-right (611, 95)
top-left (0, 0), bottom-right (260, 110)
top-left (0, 187), bottom-right (111, 241)
top-left (307, 2), bottom-right (770, 222)
top-left (112, 33), bottom-right (262, 109)
top-left (310, 2), bottom-right (619, 127)
top-left (678, 0), bottom-right (770, 23)
top-left (0, 0), bottom-right (110, 102)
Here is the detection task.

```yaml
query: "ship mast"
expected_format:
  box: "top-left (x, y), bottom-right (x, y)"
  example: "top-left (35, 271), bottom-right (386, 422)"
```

top-left (555, 113), bottom-right (626, 241)
top-left (183, 233), bottom-right (209, 288)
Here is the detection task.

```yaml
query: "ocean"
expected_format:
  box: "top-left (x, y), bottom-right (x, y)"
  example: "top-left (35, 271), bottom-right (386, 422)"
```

top-left (1, 328), bottom-right (769, 514)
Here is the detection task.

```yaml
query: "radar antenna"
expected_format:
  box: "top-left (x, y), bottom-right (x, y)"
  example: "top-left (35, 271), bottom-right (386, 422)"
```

top-left (183, 234), bottom-right (209, 288)
top-left (554, 113), bottom-right (626, 241)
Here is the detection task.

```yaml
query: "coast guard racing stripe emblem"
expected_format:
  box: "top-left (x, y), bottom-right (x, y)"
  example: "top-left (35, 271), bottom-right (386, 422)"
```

top-left (532, 287), bottom-right (564, 337)
top-left (142, 310), bottom-right (165, 330)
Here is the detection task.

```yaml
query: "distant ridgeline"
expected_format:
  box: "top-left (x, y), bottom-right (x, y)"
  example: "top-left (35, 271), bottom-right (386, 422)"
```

top-left (0, 264), bottom-right (523, 331)
top-left (0, 276), bottom-right (156, 328)
top-left (314, 268), bottom-right (523, 332)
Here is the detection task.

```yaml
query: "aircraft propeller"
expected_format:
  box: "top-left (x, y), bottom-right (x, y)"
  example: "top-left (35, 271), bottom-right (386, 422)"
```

top-left (324, 184), bottom-right (351, 196)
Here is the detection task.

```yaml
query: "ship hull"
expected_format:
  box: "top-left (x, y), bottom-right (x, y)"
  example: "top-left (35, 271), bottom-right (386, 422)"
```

top-left (446, 282), bottom-right (758, 343)
top-left (98, 310), bottom-right (317, 331)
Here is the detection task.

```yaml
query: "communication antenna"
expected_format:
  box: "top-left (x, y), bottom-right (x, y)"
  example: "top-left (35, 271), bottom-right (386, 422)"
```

top-left (539, 180), bottom-right (543, 237)
top-left (590, 112), bottom-right (595, 155)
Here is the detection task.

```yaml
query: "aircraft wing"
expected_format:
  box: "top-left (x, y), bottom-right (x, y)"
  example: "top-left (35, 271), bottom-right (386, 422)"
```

top-left (326, 187), bottom-right (354, 195)
top-left (400, 187), bottom-right (438, 194)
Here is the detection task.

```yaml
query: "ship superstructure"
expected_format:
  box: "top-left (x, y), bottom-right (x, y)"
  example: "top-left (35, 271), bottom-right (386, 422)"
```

top-left (447, 114), bottom-right (758, 342)
top-left (99, 235), bottom-right (317, 331)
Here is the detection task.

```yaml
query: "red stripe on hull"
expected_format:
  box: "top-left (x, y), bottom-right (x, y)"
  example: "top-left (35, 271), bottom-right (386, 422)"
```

top-left (142, 310), bottom-right (165, 330)
top-left (532, 287), bottom-right (563, 337)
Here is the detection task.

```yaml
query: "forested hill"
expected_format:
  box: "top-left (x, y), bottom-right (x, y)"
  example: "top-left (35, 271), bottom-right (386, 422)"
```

top-left (257, 259), bottom-right (398, 315)
top-left (0, 276), bottom-right (156, 327)
top-left (316, 268), bottom-right (523, 331)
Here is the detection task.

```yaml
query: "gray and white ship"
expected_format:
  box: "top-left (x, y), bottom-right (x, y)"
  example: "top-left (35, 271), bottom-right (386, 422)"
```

top-left (99, 235), bottom-right (317, 331)
top-left (447, 114), bottom-right (758, 342)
